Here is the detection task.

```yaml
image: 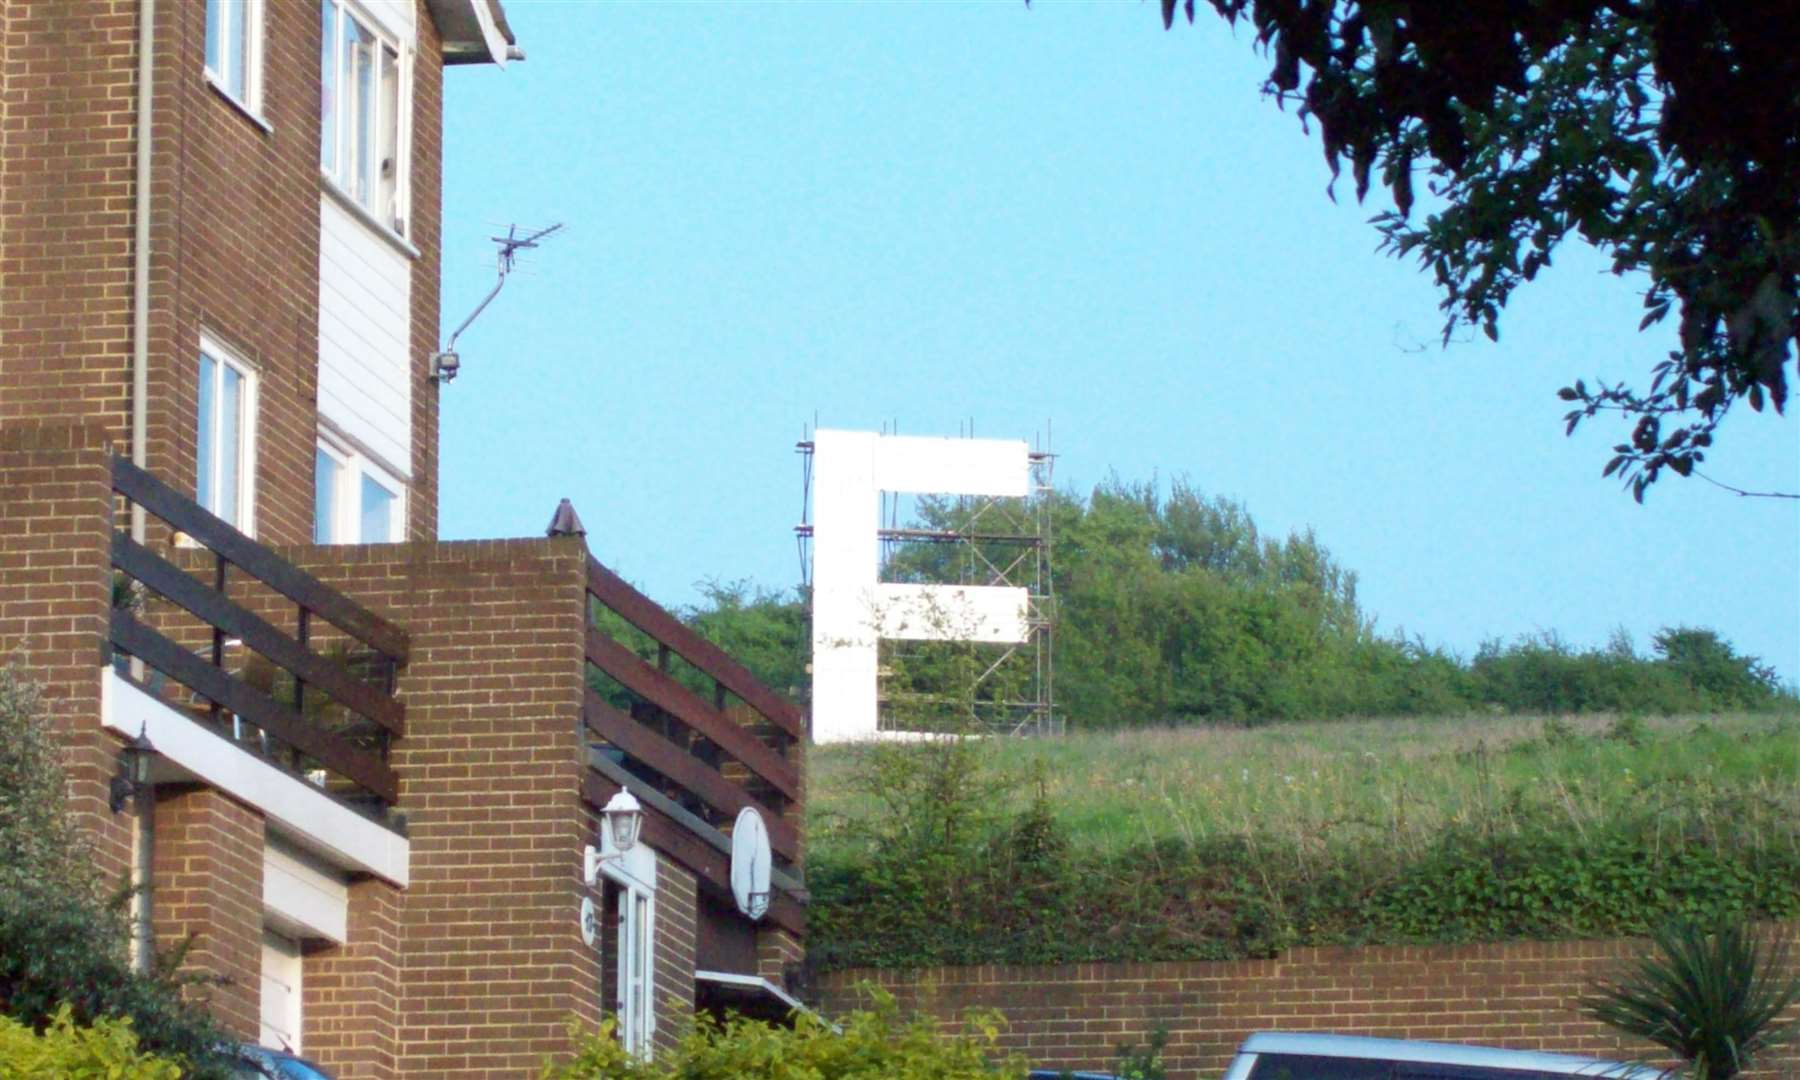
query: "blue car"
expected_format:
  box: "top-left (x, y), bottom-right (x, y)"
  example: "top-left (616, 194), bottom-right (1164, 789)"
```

top-left (229, 1045), bottom-right (338, 1080)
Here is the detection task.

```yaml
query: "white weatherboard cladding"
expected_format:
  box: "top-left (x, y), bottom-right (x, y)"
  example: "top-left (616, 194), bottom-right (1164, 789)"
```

top-left (260, 930), bottom-right (303, 1052)
top-left (264, 842), bottom-right (349, 944)
top-left (809, 429), bottom-right (1032, 743)
top-left (317, 195), bottom-right (412, 475)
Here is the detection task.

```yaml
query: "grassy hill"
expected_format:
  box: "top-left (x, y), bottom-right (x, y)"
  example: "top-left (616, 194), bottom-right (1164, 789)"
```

top-left (803, 712), bottom-right (1800, 971)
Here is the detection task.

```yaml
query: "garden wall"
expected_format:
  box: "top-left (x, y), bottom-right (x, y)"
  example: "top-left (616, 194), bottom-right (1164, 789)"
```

top-left (816, 934), bottom-right (1800, 1079)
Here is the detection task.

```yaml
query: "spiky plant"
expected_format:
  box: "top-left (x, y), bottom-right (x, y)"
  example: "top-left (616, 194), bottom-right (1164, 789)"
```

top-left (1583, 917), bottom-right (1800, 1079)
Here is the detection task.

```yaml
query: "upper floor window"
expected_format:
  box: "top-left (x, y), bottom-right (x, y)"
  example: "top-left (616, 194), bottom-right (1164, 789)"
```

top-left (320, 0), bottom-right (410, 235)
top-left (197, 335), bottom-right (257, 535)
top-left (314, 434), bottom-right (405, 544)
top-left (205, 0), bottom-right (264, 114)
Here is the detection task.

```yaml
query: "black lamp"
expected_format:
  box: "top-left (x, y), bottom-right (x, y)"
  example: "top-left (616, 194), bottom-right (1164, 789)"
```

top-left (108, 725), bottom-right (157, 814)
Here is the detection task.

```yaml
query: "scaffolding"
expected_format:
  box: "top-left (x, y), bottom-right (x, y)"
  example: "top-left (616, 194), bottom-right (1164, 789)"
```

top-left (796, 424), bottom-right (1058, 738)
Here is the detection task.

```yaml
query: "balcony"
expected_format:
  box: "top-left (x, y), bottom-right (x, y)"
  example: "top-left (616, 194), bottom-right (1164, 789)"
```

top-left (582, 556), bottom-right (806, 929)
top-left (108, 458), bottom-right (409, 823)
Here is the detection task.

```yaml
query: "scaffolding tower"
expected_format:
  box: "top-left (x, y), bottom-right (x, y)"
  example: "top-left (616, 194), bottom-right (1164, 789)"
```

top-left (796, 424), bottom-right (1058, 738)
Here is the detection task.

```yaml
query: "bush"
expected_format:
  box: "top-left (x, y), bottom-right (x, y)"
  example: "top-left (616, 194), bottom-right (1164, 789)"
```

top-left (0, 1005), bottom-right (183, 1079)
top-left (0, 883), bottom-right (232, 1076)
top-left (541, 993), bottom-right (1021, 1079)
top-left (0, 666), bottom-right (231, 1077)
top-left (807, 721), bottom-right (1800, 971)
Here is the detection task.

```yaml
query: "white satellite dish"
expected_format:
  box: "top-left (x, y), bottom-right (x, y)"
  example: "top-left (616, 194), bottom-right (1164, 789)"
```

top-left (730, 806), bottom-right (772, 921)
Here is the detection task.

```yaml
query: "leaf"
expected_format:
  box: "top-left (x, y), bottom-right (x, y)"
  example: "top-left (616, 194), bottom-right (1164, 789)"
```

top-left (1558, 387), bottom-right (1580, 401)
top-left (1602, 455), bottom-right (1626, 478)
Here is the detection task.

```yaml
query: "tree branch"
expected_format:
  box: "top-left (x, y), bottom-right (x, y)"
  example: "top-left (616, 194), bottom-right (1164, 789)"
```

top-left (1693, 471), bottom-right (1800, 500)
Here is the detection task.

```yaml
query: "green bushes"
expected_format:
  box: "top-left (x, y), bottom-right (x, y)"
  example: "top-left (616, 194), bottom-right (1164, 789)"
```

top-left (542, 995), bottom-right (1020, 1079)
top-left (673, 477), bottom-right (1795, 728)
top-left (806, 719), bottom-right (1800, 972)
top-left (0, 1006), bottom-right (183, 1079)
top-left (0, 666), bottom-right (230, 1077)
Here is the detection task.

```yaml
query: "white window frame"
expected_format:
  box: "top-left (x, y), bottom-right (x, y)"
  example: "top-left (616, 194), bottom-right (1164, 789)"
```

top-left (204, 0), bottom-right (267, 121)
top-left (197, 333), bottom-right (258, 537)
top-left (601, 847), bottom-right (657, 1059)
top-left (319, 0), bottom-right (414, 238)
top-left (314, 430), bottom-right (406, 544)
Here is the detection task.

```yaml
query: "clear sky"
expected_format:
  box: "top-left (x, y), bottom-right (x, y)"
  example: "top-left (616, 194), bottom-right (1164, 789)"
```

top-left (436, 2), bottom-right (1799, 683)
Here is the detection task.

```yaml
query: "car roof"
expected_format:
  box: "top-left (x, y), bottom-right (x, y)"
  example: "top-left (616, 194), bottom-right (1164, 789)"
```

top-left (1238, 1033), bottom-right (1660, 1077)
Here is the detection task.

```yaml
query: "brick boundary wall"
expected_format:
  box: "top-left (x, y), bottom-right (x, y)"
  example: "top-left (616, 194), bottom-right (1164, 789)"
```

top-left (817, 933), bottom-right (1800, 1080)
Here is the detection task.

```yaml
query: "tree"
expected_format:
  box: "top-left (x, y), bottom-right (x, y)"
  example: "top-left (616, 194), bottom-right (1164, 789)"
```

top-left (1155, 0), bottom-right (1798, 498)
top-left (1583, 917), bottom-right (1800, 1079)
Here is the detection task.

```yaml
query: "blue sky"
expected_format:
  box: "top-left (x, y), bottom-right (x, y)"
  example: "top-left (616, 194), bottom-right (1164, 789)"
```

top-left (436, 2), bottom-right (1799, 682)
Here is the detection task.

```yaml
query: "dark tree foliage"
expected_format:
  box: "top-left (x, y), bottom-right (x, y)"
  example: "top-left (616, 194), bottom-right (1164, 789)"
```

top-left (1157, 0), bottom-right (1798, 497)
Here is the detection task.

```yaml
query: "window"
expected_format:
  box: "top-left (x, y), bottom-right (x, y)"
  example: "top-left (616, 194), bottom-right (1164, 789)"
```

top-left (313, 435), bottom-right (405, 544)
top-left (205, 0), bottom-right (264, 113)
top-left (320, 0), bottom-right (410, 234)
top-left (598, 846), bottom-right (657, 1058)
top-left (616, 881), bottom-right (655, 1056)
top-left (197, 336), bottom-right (256, 534)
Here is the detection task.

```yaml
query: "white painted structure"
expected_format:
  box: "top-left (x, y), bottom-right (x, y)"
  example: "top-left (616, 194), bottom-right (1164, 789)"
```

top-left (103, 671), bottom-right (409, 885)
top-left (317, 194), bottom-right (414, 477)
top-left (809, 429), bottom-right (1032, 743)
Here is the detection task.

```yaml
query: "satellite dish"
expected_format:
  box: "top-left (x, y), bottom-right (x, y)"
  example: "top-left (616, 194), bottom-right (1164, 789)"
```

top-left (730, 807), bottom-right (772, 921)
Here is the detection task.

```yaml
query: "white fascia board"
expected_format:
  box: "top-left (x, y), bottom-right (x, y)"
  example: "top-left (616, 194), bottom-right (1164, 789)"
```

top-left (468, 0), bottom-right (511, 68)
top-left (872, 583), bottom-right (1030, 643)
top-left (871, 434), bottom-right (1030, 497)
top-left (264, 842), bottom-right (350, 944)
top-left (103, 671), bottom-right (409, 887)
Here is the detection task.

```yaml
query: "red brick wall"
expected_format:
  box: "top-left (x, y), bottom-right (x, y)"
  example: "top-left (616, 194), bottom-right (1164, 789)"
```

top-left (0, 3), bottom-right (138, 443)
top-left (653, 855), bottom-right (699, 1057)
top-left (407, 10), bottom-right (444, 542)
top-left (307, 877), bottom-right (404, 1080)
top-left (0, 423), bottom-right (131, 885)
top-left (818, 935), bottom-right (1800, 1080)
top-left (282, 538), bottom-right (600, 1077)
top-left (1, 0), bottom-right (448, 546)
top-left (152, 784), bottom-right (265, 1040)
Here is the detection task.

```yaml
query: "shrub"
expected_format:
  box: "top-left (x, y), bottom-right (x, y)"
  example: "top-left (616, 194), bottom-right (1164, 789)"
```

top-left (0, 665), bottom-right (231, 1077)
top-left (541, 993), bottom-right (1021, 1079)
top-left (0, 1005), bottom-right (183, 1079)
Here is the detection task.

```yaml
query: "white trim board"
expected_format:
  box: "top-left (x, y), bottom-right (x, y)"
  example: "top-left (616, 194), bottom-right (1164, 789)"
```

top-left (103, 670), bottom-right (409, 886)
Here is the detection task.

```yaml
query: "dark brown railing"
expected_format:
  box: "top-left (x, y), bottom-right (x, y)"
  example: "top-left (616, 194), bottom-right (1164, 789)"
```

top-left (109, 458), bottom-right (408, 811)
top-left (582, 556), bottom-right (804, 871)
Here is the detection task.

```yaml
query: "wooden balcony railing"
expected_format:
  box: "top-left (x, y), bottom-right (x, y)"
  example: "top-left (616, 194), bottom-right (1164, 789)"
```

top-left (582, 556), bottom-right (804, 872)
top-left (109, 458), bottom-right (408, 812)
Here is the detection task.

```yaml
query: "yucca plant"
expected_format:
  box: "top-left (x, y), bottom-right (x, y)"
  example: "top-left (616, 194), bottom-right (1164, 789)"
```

top-left (1582, 917), bottom-right (1800, 1079)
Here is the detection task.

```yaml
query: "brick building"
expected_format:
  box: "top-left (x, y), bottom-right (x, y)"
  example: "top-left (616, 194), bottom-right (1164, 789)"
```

top-left (0, 3), bottom-right (805, 1077)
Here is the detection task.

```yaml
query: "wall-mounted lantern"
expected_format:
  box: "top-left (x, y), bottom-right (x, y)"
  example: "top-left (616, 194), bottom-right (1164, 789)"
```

top-left (108, 725), bottom-right (157, 814)
top-left (583, 790), bottom-right (645, 886)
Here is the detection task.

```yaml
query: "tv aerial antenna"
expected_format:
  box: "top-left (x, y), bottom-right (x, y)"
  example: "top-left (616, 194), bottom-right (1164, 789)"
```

top-left (430, 221), bottom-right (565, 383)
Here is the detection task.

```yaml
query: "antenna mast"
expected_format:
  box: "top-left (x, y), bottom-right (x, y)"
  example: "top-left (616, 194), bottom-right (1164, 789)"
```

top-left (430, 221), bottom-right (565, 383)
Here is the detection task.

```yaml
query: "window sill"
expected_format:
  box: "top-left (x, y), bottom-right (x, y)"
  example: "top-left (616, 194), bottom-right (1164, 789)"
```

top-left (320, 176), bottom-right (421, 260)
top-left (203, 70), bottom-right (273, 135)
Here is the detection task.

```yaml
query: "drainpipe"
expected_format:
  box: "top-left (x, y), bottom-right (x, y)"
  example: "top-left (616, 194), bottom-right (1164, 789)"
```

top-left (129, 0), bottom-right (156, 974)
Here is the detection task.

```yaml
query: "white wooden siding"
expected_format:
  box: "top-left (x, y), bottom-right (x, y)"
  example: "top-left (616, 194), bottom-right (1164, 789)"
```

top-left (318, 194), bottom-right (412, 476)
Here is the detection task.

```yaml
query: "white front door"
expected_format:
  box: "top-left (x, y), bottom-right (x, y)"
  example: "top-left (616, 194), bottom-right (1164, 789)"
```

top-left (260, 929), bottom-right (303, 1052)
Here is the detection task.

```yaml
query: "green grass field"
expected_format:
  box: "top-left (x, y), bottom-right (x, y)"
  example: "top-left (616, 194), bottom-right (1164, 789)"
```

top-left (808, 712), bottom-right (1800, 862)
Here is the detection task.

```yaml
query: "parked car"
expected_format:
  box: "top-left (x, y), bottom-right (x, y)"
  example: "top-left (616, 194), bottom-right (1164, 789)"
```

top-left (1221, 1033), bottom-right (1661, 1079)
top-left (1028, 1072), bottom-right (1118, 1080)
top-left (229, 1044), bottom-right (338, 1080)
